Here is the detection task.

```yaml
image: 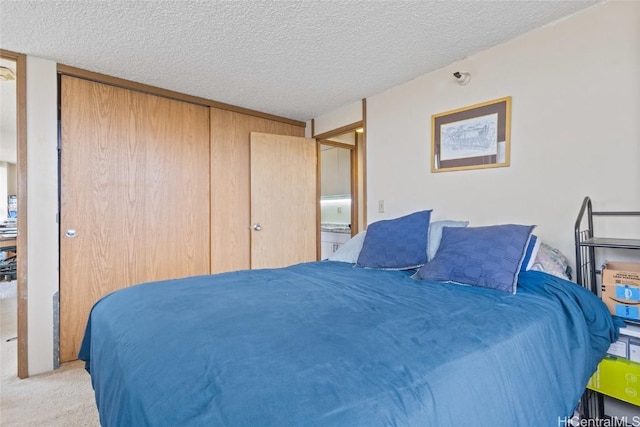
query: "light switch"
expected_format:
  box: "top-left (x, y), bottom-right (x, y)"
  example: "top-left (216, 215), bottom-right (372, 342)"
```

top-left (378, 200), bottom-right (384, 213)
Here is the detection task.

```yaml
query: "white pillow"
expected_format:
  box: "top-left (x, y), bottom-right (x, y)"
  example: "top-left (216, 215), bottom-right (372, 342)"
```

top-left (327, 231), bottom-right (367, 263)
top-left (529, 241), bottom-right (572, 280)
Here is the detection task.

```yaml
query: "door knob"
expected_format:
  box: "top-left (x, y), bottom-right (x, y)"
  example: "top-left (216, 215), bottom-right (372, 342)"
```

top-left (65, 229), bottom-right (77, 238)
top-left (251, 223), bottom-right (262, 231)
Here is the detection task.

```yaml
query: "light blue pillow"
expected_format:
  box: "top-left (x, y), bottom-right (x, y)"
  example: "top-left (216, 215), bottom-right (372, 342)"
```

top-left (327, 231), bottom-right (367, 263)
top-left (428, 220), bottom-right (469, 261)
top-left (356, 210), bottom-right (432, 270)
top-left (414, 224), bottom-right (535, 294)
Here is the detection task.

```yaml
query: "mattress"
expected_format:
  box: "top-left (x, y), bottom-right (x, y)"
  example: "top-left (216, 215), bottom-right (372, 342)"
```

top-left (79, 261), bottom-right (618, 426)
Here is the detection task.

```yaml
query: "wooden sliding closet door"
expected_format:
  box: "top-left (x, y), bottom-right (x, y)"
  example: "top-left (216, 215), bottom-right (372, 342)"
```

top-left (59, 76), bottom-right (210, 362)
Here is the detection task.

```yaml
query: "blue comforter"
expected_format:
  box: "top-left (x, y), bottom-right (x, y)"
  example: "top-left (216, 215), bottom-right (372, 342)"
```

top-left (79, 261), bottom-right (618, 426)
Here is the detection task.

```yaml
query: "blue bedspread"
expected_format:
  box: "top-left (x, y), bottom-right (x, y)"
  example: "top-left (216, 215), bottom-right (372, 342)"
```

top-left (79, 261), bottom-right (618, 426)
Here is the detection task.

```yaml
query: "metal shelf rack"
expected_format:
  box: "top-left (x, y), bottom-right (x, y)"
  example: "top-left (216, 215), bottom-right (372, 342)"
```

top-left (574, 196), bottom-right (640, 419)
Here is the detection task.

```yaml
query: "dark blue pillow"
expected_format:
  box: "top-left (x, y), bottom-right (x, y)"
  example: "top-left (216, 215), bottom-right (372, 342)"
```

top-left (414, 224), bottom-right (535, 294)
top-left (356, 210), bottom-right (432, 270)
top-left (520, 234), bottom-right (540, 272)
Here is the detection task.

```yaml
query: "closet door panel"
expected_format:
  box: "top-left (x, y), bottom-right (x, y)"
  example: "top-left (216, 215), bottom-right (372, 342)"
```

top-left (210, 108), bottom-right (252, 273)
top-left (210, 108), bottom-right (305, 273)
top-left (60, 76), bottom-right (210, 362)
top-left (60, 77), bottom-right (138, 363)
top-left (135, 90), bottom-right (210, 282)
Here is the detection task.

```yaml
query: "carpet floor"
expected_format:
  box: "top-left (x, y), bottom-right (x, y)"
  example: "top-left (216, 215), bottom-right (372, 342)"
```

top-left (0, 291), bottom-right (100, 426)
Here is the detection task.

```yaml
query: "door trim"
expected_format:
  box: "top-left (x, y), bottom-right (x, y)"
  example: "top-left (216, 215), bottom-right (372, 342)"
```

top-left (318, 139), bottom-right (358, 235)
top-left (313, 121), bottom-right (363, 141)
top-left (361, 99), bottom-right (367, 228)
top-left (313, 113), bottom-right (367, 258)
top-left (0, 49), bottom-right (28, 378)
top-left (317, 139), bottom-right (354, 150)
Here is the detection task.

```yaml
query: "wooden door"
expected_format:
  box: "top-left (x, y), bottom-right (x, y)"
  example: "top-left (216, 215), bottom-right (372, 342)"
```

top-left (209, 108), bottom-right (305, 273)
top-left (250, 132), bottom-right (317, 269)
top-left (59, 76), bottom-right (210, 362)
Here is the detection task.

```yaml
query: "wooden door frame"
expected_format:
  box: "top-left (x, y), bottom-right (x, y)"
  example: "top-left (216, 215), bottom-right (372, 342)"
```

top-left (311, 106), bottom-right (367, 259)
top-left (314, 123), bottom-right (365, 237)
top-left (317, 140), bottom-right (357, 234)
top-left (0, 49), bottom-right (28, 378)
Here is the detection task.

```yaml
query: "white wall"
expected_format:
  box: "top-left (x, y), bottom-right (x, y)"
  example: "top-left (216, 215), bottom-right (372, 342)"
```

top-left (26, 56), bottom-right (59, 375)
top-left (363, 1), bottom-right (639, 264)
top-left (313, 100), bottom-right (362, 135)
top-left (320, 200), bottom-right (352, 225)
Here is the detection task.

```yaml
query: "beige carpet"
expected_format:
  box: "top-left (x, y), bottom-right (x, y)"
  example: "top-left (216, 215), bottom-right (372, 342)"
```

top-left (0, 289), bottom-right (100, 426)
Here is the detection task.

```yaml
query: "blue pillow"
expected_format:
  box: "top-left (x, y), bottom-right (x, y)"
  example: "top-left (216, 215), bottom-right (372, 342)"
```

top-left (427, 220), bottom-right (469, 261)
top-left (414, 224), bottom-right (535, 294)
top-left (520, 235), bottom-right (540, 272)
top-left (356, 210), bottom-right (432, 270)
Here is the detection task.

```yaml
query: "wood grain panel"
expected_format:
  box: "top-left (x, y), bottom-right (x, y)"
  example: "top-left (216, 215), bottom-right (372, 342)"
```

top-left (210, 108), bottom-right (252, 273)
top-left (137, 91), bottom-right (210, 283)
top-left (250, 133), bottom-right (317, 269)
top-left (60, 76), bottom-right (130, 362)
top-left (210, 108), bottom-right (304, 273)
top-left (15, 52), bottom-right (27, 378)
top-left (60, 76), bottom-right (210, 362)
top-left (57, 64), bottom-right (305, 127)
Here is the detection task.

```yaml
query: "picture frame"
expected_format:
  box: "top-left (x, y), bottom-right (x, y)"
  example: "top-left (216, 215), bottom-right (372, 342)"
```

top-left (431, 96), bottom-right (511, 173)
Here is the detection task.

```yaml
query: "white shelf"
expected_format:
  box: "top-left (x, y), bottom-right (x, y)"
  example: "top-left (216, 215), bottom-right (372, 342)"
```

top-left (620, 324), bottom-right (640, 339)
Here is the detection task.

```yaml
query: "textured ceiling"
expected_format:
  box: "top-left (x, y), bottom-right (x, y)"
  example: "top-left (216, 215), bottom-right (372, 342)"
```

top-left (0, 0), bottom-right (600, 122)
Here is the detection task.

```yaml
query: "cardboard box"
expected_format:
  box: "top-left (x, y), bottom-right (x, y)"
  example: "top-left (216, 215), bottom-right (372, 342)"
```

top-left (588, 357), bottom-right (640, 406)
top-left (601, 262), bottom-right (640, 321)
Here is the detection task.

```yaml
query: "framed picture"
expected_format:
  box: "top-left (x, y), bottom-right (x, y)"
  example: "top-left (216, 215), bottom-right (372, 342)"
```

top-left (431, 96), bottom-right (511, 173)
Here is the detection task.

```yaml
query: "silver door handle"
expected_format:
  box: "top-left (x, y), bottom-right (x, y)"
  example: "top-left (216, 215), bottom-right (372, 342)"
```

top-left (251, 223), bottom-right (262, 231)
top-left (65, 229), bottom-right (77, 238)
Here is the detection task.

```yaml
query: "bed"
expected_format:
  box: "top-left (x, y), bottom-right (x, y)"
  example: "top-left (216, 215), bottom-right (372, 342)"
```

top-left (79, 213), bottom-right (619, 426)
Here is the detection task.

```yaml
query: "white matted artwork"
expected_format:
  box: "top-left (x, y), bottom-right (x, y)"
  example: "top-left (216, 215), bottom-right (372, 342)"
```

top-left (431, 97), bottom-right (511, 173)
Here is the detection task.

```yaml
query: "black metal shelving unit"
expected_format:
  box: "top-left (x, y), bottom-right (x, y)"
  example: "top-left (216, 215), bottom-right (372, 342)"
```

top-left (574, 196), bottom-right (640, 418)
top-left (0, 243), bottom-right (16, 281)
